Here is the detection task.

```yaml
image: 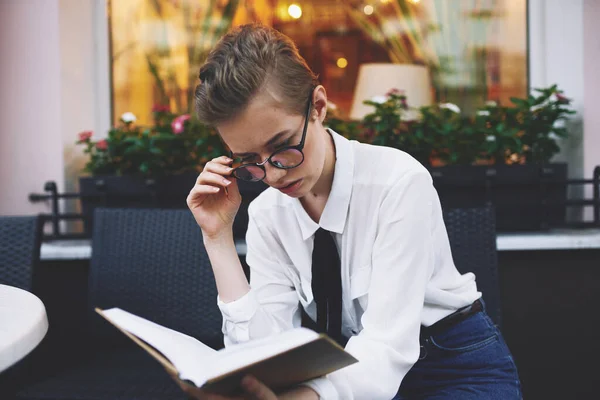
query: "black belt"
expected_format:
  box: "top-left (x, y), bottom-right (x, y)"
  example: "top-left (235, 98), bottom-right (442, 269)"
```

top-left (421, 299), bottom-right (483, 338)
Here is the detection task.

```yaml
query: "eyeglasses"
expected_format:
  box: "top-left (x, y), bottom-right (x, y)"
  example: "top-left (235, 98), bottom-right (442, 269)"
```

top-left (230, 96), bottom-right (312, 182)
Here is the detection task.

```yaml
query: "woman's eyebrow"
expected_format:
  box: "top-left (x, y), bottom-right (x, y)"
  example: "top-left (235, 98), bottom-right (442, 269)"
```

top-left (232, 129), bottom-right (291, 157)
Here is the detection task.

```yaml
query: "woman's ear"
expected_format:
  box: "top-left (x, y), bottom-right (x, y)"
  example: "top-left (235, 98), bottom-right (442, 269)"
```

top-left (312, 85), bottom-right (328, 123)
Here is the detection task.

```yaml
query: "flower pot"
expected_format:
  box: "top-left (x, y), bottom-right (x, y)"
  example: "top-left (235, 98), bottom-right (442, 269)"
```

top-left (79, 174), bottom-right (268, 239)
top-left (429, 163), bottom-right (568, 231)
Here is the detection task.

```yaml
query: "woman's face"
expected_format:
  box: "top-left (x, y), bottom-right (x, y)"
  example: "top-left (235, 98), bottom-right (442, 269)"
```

top-left (217, 86), bottom-right (329, 198)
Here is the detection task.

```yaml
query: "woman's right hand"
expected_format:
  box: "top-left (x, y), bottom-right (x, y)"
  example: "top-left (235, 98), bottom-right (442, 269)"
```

top-left (187, 156), bottom-right (242, 241)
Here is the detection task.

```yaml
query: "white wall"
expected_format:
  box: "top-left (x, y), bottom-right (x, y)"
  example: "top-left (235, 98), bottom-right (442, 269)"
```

top-left (529, 0), bottom-right (585, 176)
top-left (528, 0), bottom-right (600, 222)
top-left (0, 0), bottom-right (110, 217)
top-left (0, 0), bottom-right (64, 215)
top-left (59, 0), bottom-right (111, 194)
top-left (583, 0), bottom-right (600, 201)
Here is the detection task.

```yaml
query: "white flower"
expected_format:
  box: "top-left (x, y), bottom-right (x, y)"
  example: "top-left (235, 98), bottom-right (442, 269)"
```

top-left (548, 132), bottom-right (560, 140)
top-left (439, 103), bottom-right (461, 113)
top-left (121, 112), bottom-right (137, 123)
top-left (370, 95), bottom-right (388, 104)
top-left (401, 109), bottom-right (422, 121)
top-left (486, 135), bottom-right (496, 142)
top-left (477, 110), bottom-right (491, 117)
top-left (530, 94), bottom-right (561, 113)
top-left (530, 102), bottom-right (548, 112)
top-left (485, 100), bottom-right (498, 107)
top-left (327, 101), bottom-right (338, 111)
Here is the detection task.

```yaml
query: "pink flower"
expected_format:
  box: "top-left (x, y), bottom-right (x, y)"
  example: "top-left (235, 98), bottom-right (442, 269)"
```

top-left (171, 114), bottom-right (191, 134)
top-left (152, 104), bottom-right (170, 113)
top-left (386, 88), bottom-right (404, 97)
top-left (78, 130), bottom-right (93, 143)
top-left (96, 139), bottom-right (108, 151)
top-left (555, 92), bottom-right (570, 104)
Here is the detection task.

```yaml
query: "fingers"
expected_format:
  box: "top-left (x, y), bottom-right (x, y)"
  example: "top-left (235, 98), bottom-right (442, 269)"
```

top-left (198, 171), bottom-right (233, 188)
top-left (241, 376), bottom-right (277, 400)
top-left (195, 156), bottom-right (234, 193)
top-left (189, 184), bottom-right (221, 196)
top-left (204, 157), bottom-right (234, 176)
top-left (187, 156), bottom-right (241, 210)
top-left (198, 156), bottom-right (233, 181)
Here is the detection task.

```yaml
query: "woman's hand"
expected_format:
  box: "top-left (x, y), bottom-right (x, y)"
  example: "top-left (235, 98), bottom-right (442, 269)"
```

top-left (187, 156), bottom-right (242, 240)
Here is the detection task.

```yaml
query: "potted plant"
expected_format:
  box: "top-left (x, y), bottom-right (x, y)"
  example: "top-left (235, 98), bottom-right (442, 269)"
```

top-left (483, 85), bottom-right (573, 231)
top-left (76, 106), bottom-right (265, 238)
top-left (331, 85), bottom-right (575, 231)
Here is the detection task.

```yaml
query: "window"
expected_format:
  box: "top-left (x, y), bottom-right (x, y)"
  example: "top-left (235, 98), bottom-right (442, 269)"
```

top-left (110, 0), bottom-right (527, 123)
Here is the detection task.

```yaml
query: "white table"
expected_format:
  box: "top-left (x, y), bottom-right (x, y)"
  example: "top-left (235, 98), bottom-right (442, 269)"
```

top-left (0, 284), bottom-right (49, 372)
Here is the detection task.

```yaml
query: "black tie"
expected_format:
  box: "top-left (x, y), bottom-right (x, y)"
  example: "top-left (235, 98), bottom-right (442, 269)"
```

top-left (309, 228), bottom-right (345, 345)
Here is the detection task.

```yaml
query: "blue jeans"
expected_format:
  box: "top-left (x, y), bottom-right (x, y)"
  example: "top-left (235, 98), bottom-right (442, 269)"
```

top-left (393, 308), bottom-right (521, 399)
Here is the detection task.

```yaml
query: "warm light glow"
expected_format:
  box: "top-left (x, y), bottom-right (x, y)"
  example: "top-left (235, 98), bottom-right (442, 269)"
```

top-left (408, 0), bottom-right (421, 3)
top-left (288, 4), bottom-right (302, 19)
top-left (336, 57), bottom-right (348, 69)
top-left (380, 0), bottom-right (391, 3)
top-left (363, 5), bottom-right (374, 15)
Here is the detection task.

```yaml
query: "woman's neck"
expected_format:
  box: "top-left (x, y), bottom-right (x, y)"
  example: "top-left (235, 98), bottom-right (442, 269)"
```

top-left (300, 129), bottom-right (336, 223)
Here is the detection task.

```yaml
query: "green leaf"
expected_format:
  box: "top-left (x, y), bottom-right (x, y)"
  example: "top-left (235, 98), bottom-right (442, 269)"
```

top-left (510, 97), bottom-right (528, 107)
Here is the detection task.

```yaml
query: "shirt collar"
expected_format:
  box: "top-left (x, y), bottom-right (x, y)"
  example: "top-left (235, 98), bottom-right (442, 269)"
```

top-left (293, 129), bottom-right (355, 240)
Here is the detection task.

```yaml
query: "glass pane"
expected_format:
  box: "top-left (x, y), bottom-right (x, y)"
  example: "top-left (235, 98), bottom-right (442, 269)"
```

top-left (110, 0), bottom-right (527, 122)
top-left (110, 0), bottom-right (274, 125)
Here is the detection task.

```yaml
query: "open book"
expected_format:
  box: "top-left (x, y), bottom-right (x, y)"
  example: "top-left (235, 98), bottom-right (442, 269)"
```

top-left (96, 308), bottom-right (357, 396)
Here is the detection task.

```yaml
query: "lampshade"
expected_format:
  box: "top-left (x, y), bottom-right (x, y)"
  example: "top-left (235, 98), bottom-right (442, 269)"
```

top-left (349, 63), bottom-right (432, 120)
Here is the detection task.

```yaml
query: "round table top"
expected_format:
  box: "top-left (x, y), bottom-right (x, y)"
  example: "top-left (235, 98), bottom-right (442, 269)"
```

top-left (0, 284), bottom-right (48, 373)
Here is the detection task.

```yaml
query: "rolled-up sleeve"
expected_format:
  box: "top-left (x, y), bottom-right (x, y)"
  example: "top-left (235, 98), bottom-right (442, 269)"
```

top-left (218, 203), bottom-right (299, 347)
top-left (313, 170), bottom-right (436, 399)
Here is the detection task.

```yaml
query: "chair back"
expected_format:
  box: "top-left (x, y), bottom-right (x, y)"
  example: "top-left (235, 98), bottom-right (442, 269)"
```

top-left (0, 216), bottom-right (41, 291)
top-left (88, 208), bottom-right (223, 349)
top-left (443, 206), bottom-right (502, 327)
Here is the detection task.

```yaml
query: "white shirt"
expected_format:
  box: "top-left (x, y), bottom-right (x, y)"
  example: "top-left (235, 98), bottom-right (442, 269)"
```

top-left (217, 130), bottom-right (480, 400)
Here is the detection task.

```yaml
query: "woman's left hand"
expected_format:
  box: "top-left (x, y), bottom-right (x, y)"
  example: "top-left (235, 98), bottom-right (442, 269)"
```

top-left (240, 377), bottom-right (319, 400)
top-left (239, 375), bottom-right (280, 399)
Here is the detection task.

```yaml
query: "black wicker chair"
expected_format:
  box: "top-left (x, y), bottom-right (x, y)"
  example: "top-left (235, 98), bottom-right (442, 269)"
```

top-left (0, 215), bottom-right (41, 291)
top-left (0, 216), bottom-right (42, 398)
top-left (443, 206), bottom-right (502, 328)
top-left (17, 208), bottom-right (223, 400)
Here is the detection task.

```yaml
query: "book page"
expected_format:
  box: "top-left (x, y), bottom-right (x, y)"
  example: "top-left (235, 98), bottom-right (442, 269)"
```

top-left (101, 308), bottom-right (216, 384)
top-left (196, 328), bottom-right (320, 383)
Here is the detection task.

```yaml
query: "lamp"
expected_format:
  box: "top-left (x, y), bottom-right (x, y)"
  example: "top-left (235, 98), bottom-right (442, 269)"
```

top-left (349, 63), bottom-right (432, 120)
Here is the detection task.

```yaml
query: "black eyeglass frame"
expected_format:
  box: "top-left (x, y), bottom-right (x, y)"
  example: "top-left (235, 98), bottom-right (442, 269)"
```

top-left (230, 94), bottom-right (313, 182)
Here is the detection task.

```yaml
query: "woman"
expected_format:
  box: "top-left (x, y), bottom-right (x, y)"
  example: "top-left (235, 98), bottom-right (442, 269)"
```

top-left (184, 23), bottom-right (521, 400)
